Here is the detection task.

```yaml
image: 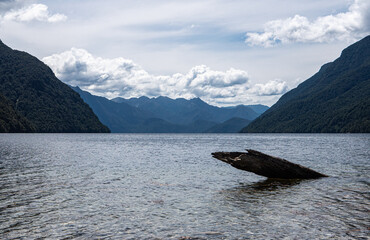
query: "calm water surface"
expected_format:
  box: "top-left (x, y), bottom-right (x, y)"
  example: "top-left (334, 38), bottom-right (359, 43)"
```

top-left (0, 134), bottom-right (369, 239)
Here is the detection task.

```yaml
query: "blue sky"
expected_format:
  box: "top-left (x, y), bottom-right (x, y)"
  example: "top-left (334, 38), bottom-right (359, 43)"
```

top-left (0, 0), bottom-right (369, 106)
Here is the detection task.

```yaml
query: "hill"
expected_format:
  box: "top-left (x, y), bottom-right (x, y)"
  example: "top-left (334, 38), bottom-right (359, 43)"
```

top-left (242, 35), bottom-right (370, 133)
top-left (0, 40), bottom-right (109, 133)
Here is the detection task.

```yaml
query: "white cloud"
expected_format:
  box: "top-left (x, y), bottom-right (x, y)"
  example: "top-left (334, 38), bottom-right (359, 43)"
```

top-left (42, 48), bottom-right (258, 105)
top-left (1, 3), bottom-right (67, 23)
top-left (246, 0), bottom-right (370, 47)
top-left (250, 80), bottom-right (289, 96)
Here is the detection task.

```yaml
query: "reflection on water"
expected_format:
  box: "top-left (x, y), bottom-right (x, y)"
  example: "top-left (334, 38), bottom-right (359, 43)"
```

top-left (0, 134), bottom-right (369, 239)
top-left (220, 178), bottom-right (304, 204)
top-left (238, 178), bottom-right (304, 191)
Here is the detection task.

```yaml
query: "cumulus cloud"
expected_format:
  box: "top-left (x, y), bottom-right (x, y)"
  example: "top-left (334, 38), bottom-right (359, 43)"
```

top-left (1, 3), bottom-right (67, 23)
top-left (42, 48), bottom-right (255, 105)
top-left (250, 80), bottom-right (289, 96)
top-left (246, 0), bottom-right (370, 47)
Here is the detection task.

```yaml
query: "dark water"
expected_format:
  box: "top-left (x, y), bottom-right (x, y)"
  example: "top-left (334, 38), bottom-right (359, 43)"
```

top-left (0, 134), bottom-right (369, 239)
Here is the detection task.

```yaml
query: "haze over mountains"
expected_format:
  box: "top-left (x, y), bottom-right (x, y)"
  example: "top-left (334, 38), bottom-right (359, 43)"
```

top-left (242, 35), bottom-right (370, 133)
top-left (73, 86), bottom-right (268, 133)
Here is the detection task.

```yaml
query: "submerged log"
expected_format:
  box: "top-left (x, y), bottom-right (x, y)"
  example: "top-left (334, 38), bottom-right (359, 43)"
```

top-left (212, 149), bottom-right (328, 179)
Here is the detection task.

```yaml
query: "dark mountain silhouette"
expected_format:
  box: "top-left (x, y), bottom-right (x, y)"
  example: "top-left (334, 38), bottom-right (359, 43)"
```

top-left (0, 40), bottom-right (109, 133)
top-left (242, 35), bottom-right (370, 133)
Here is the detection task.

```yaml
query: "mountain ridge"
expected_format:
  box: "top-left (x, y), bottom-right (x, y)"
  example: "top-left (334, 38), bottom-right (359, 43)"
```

top-left (112, 95), bottom-right (263, 125)
top-left (74, 87), bottom-right (268, 133)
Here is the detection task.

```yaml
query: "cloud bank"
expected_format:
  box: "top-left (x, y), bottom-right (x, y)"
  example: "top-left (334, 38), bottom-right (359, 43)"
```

top-left (43, 48), bottom-right (287, 106)
top-left (246, 0), bottom-right (370, 47)
top-left (1, 3), bottom-right (67, 23)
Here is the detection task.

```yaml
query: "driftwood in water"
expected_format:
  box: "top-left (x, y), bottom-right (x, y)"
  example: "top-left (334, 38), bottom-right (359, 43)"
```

top-left (212, 149), bottom-right (327, 179)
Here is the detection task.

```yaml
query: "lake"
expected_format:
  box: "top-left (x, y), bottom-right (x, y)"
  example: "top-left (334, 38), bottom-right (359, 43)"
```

top-left (0, 134), bottom-right (369, 239)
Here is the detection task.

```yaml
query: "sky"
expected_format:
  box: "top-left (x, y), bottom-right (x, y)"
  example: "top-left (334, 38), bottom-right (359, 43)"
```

top-left (0, 0), bottom-right (369, 106)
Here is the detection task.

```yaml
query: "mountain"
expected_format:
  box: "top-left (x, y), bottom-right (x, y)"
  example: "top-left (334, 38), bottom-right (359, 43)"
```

top-left (242, 35), bottom-right (370, 133)
top-left (71, 86), bottom-right (151, 132)
top-left (245, 104), bottom-right (270, 115)
top-left (75, 88), bottom-right (267, 133)
top-left (0, 40), bottom-right (110, 133)
top-left (73, 87), bottom-right (219, 132)
top-left (112, 96), bottom-right (261, 124)
top-left (204, 117), bottom-right (251, 133)
top-left (72, 86), bottom-right (205, 133)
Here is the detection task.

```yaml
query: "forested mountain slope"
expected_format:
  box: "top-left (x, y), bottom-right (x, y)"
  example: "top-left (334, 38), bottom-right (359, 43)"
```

top-left (242, 36), bottom-right (370, 133)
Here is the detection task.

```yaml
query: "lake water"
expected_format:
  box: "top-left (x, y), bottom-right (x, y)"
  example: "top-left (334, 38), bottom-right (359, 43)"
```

top-left (0, 134), bottom-right (369, 239)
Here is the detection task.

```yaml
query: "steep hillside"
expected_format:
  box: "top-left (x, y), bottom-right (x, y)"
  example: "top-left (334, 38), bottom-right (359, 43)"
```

top-left (242, 36), bottom-right (370, 133)
top-left (0, 40), bottom-right (109, 133)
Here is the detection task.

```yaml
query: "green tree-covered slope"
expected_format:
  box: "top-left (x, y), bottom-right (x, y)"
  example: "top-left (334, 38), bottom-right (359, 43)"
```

top-left (0, 93), bottom-right (35, 133)
top-left (0, 40), bottom-right (109, 133)
top-left (242, 35), bottom-right (370, 133)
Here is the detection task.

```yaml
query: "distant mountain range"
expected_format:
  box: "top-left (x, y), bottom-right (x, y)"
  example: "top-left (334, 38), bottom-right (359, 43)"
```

top-left (73, 87), bottom-right (268, 133)
top-left (0, 40), bottom-right (110, 133)
top-left (242, 35), bottom-right (370, 133)
top-left (112, 96), bottom-right (266, 124)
